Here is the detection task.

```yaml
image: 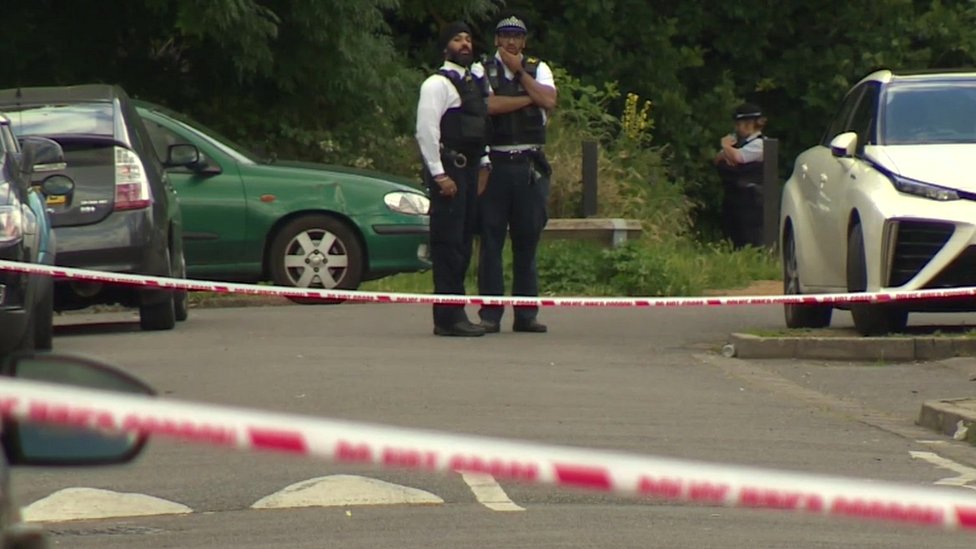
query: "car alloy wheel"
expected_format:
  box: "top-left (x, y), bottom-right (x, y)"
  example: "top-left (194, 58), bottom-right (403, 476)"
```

top-left (847, 223), bottom-right (908, 336)
top-left (269, 215), bottom-right (364, 304)
top-left (783, 228), bottom-right (832, 329)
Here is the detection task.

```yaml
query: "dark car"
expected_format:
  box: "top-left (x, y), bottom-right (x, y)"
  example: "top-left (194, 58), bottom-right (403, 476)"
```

top-left (0, 85), bottom-right (196, 330)
top-left (0, 352), bottom-right (151, 548)
top-left (0, 115), bottom-right (65, 354)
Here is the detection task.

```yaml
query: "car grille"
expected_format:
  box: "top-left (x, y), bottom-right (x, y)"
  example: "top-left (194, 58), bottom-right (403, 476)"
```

top-left (925, 245), bottom-right (976, 288)
top-left (887, 221), bottom-right (954, 286)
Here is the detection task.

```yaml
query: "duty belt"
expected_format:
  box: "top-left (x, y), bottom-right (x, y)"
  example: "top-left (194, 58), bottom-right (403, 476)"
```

top-left (442, 149), bottom-right (469, 168)
top-left (489, 148), bottom-right (541, 161)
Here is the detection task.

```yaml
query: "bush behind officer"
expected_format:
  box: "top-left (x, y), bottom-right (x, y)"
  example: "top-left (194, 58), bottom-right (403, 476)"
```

top-left (476, 15), bottom-right (557, 334)
top-left (714, 103), bottom-right (766, 250)
top-left (415, 21), bottom-right (492, 337)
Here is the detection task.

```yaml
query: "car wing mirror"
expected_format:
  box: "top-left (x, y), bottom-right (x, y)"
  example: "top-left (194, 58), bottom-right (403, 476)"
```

top-left (18, 136), bottom-right (67, 179)
top-left (40, 174), bottom-right (75, 197)
top-left (1, 353), bottom-right (154, 466)
top-left (830, 132), bottom-right (858, 158)
top-left (165, 144), bottom-right (222, 175)
top-left (165, 143), bottom-right (201, 168)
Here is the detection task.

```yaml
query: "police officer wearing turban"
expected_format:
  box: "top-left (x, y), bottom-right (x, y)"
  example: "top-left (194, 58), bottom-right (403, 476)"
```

top-left (714, 103), bottom-right (766, 249)
top-left (476, 15), bottom-right (557, 334)
top-left (416, 21), bottom-right (491, 337)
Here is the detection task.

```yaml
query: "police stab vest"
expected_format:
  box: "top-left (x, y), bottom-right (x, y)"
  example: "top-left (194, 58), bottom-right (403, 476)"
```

top-left (719, 134), bottom-right (763, 189)
top-left (438, 69), bottom-right (489, 156)
top-left (487, 57), bottom-right (547, 146)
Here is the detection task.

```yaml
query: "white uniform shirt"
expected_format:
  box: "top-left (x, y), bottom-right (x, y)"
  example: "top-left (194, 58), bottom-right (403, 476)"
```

top-left (488, 52), bottom-right (556, 151)
top-left (737, 132), bottom-right (764, 164)
top-left (415, 61), bottom-right (489, 178)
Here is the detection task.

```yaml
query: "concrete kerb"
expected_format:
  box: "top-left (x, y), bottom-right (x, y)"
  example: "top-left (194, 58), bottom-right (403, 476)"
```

top-left (724, 332), bottom-right (976, 362)
top-left (917, 398), bottom-right (976, 445)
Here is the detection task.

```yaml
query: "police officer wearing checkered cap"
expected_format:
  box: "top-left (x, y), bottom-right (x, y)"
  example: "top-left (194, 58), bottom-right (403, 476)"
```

top-left (476, 14), bottom-right (557, 334)
top-left (714, 103), bottom-right (766, 249)
top-left (416, 21), bottom-right (492, 337)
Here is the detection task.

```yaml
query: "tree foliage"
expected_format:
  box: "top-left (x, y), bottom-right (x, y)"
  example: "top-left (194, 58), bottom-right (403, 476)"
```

top-left (2, 0), bottom-right (975, 231)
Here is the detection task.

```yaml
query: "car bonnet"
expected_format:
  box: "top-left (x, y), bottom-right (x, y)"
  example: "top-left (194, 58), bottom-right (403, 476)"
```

top-left (871, 144), bottom-right (976, 192)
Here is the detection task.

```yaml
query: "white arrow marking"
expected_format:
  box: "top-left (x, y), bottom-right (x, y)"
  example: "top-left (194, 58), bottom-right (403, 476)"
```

top-left (910, 451), bottom-right (976, 491)
top-left (460, 472), bottom-right (525, 512)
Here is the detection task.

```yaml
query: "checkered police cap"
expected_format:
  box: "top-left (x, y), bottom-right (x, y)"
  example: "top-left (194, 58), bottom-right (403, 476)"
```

top-left (495, 16), bottom-right (528, 34)
top-left (733, 103), bottom-right (763, 120)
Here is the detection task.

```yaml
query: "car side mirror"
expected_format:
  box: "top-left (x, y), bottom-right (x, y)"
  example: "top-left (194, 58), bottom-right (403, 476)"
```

top-left (18, 136), bottom-right (66, 178)
top-left (830, 132), bottom-right (857, 158)
top-left (1, 353), bottom-right (154, 466)
top-left (40, 174), bottom-right (75, 197)
top-left (165, 143), bottom-right (201, 168)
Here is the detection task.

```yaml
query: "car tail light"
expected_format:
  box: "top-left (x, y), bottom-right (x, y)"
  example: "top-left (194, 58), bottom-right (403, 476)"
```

top-left (0, 205), bottom-right (23, 245)
top-left (114, 147), bottom-right (152, 211)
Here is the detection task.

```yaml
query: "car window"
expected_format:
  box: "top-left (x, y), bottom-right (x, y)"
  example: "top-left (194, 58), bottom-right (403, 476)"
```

top-left (162, 112), bottom-right (256, 165)
top-left (143, 118), bottom-right (192, 162)
top-left (7, 103), bottom-right (115, 137)
top-left (847, 82), bottom-right (880, 154)
top-left (882, 80), bottom-right (976, 145)
top-left (821, 85), bottom-right (865, 147)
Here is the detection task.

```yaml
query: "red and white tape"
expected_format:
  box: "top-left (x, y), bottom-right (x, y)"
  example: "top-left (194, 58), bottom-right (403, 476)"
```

top-left (3, 259), bottom-right (976, 308)
top-left (4, 376), bottom-right (976, 531)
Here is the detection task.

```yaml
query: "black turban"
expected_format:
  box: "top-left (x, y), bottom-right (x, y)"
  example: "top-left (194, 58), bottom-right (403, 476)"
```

top-left (439, 21), bottom-right (472, 51)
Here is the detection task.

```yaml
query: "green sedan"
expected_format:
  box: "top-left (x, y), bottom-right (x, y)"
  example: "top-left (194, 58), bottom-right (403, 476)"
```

top-left (135, 102), bottom-right (430, 298)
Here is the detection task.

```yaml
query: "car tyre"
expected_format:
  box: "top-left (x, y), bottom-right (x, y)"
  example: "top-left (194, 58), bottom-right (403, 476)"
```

top-left (34, 278), bottom-right (55, 350)
top-left (269, 215), bottom-right (364, 305)
top-left (140, 248), bottom-right (177, 331)
top-left (174, 252), bottom-right (189, 322)
top-left (847, 223), bottom-right (908, 336)
top-left (783, 228), bottom-right (832, 329)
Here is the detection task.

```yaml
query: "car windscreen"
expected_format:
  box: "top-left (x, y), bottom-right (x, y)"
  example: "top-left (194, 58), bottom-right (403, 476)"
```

top-left (6, 103), bottom-right (116, 138)
top-left (883, 81), bottom-right (976, 145)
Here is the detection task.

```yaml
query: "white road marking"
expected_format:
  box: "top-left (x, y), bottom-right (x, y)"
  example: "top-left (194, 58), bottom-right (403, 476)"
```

top-left (910, 451), bottom-right (976, 491)
top-left (953, 420), bottom-right (970, 441)
top-left (460, 472), bottom-right (525, 512)
top-left (23, 487), bottom-right (192, 523)
top-left (250, 475), bottom-right (443, 509)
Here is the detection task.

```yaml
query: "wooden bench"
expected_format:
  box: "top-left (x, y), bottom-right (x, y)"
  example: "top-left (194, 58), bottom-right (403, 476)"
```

top-left (541, 218), bottom-right (642, 248)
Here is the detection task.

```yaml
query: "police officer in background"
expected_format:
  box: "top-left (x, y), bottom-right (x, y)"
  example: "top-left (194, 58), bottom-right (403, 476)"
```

top-left (416, 21), bottom-right (492, 337)
top-left (714, 103), bottom-right (766, 249)
top-left (477, 15), bottom-right (557, 334)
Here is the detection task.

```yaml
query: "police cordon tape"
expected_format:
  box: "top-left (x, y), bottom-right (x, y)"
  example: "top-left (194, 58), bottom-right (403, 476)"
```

top-left (3, 259), bottom-right (976, 308)
top-left (4, 376), bottom-right (976, 532)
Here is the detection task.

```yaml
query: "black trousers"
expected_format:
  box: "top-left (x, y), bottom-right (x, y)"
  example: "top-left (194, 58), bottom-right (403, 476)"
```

top-left (721, 184), bottom-right (764, 250)
top-left (428, 155), bottom-right (480, 328)
top-left (477, 155), bottom-right (549, 324)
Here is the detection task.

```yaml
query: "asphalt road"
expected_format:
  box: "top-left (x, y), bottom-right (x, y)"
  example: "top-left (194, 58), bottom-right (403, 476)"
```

top-left (14, 302), bottom-right (976, 548)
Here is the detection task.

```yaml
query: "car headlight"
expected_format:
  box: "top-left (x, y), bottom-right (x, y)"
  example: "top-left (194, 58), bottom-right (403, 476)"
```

top-left (0, 205), bottom-right (24, 245)
top-left (889, 173), bottom-right (959, 201)
top-left (384, 192), bottom-right (430, 215)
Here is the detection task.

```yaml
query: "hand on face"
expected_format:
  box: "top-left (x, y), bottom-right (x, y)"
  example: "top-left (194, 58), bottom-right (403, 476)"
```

top-left (495, 32), bottom-right (526, 73)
